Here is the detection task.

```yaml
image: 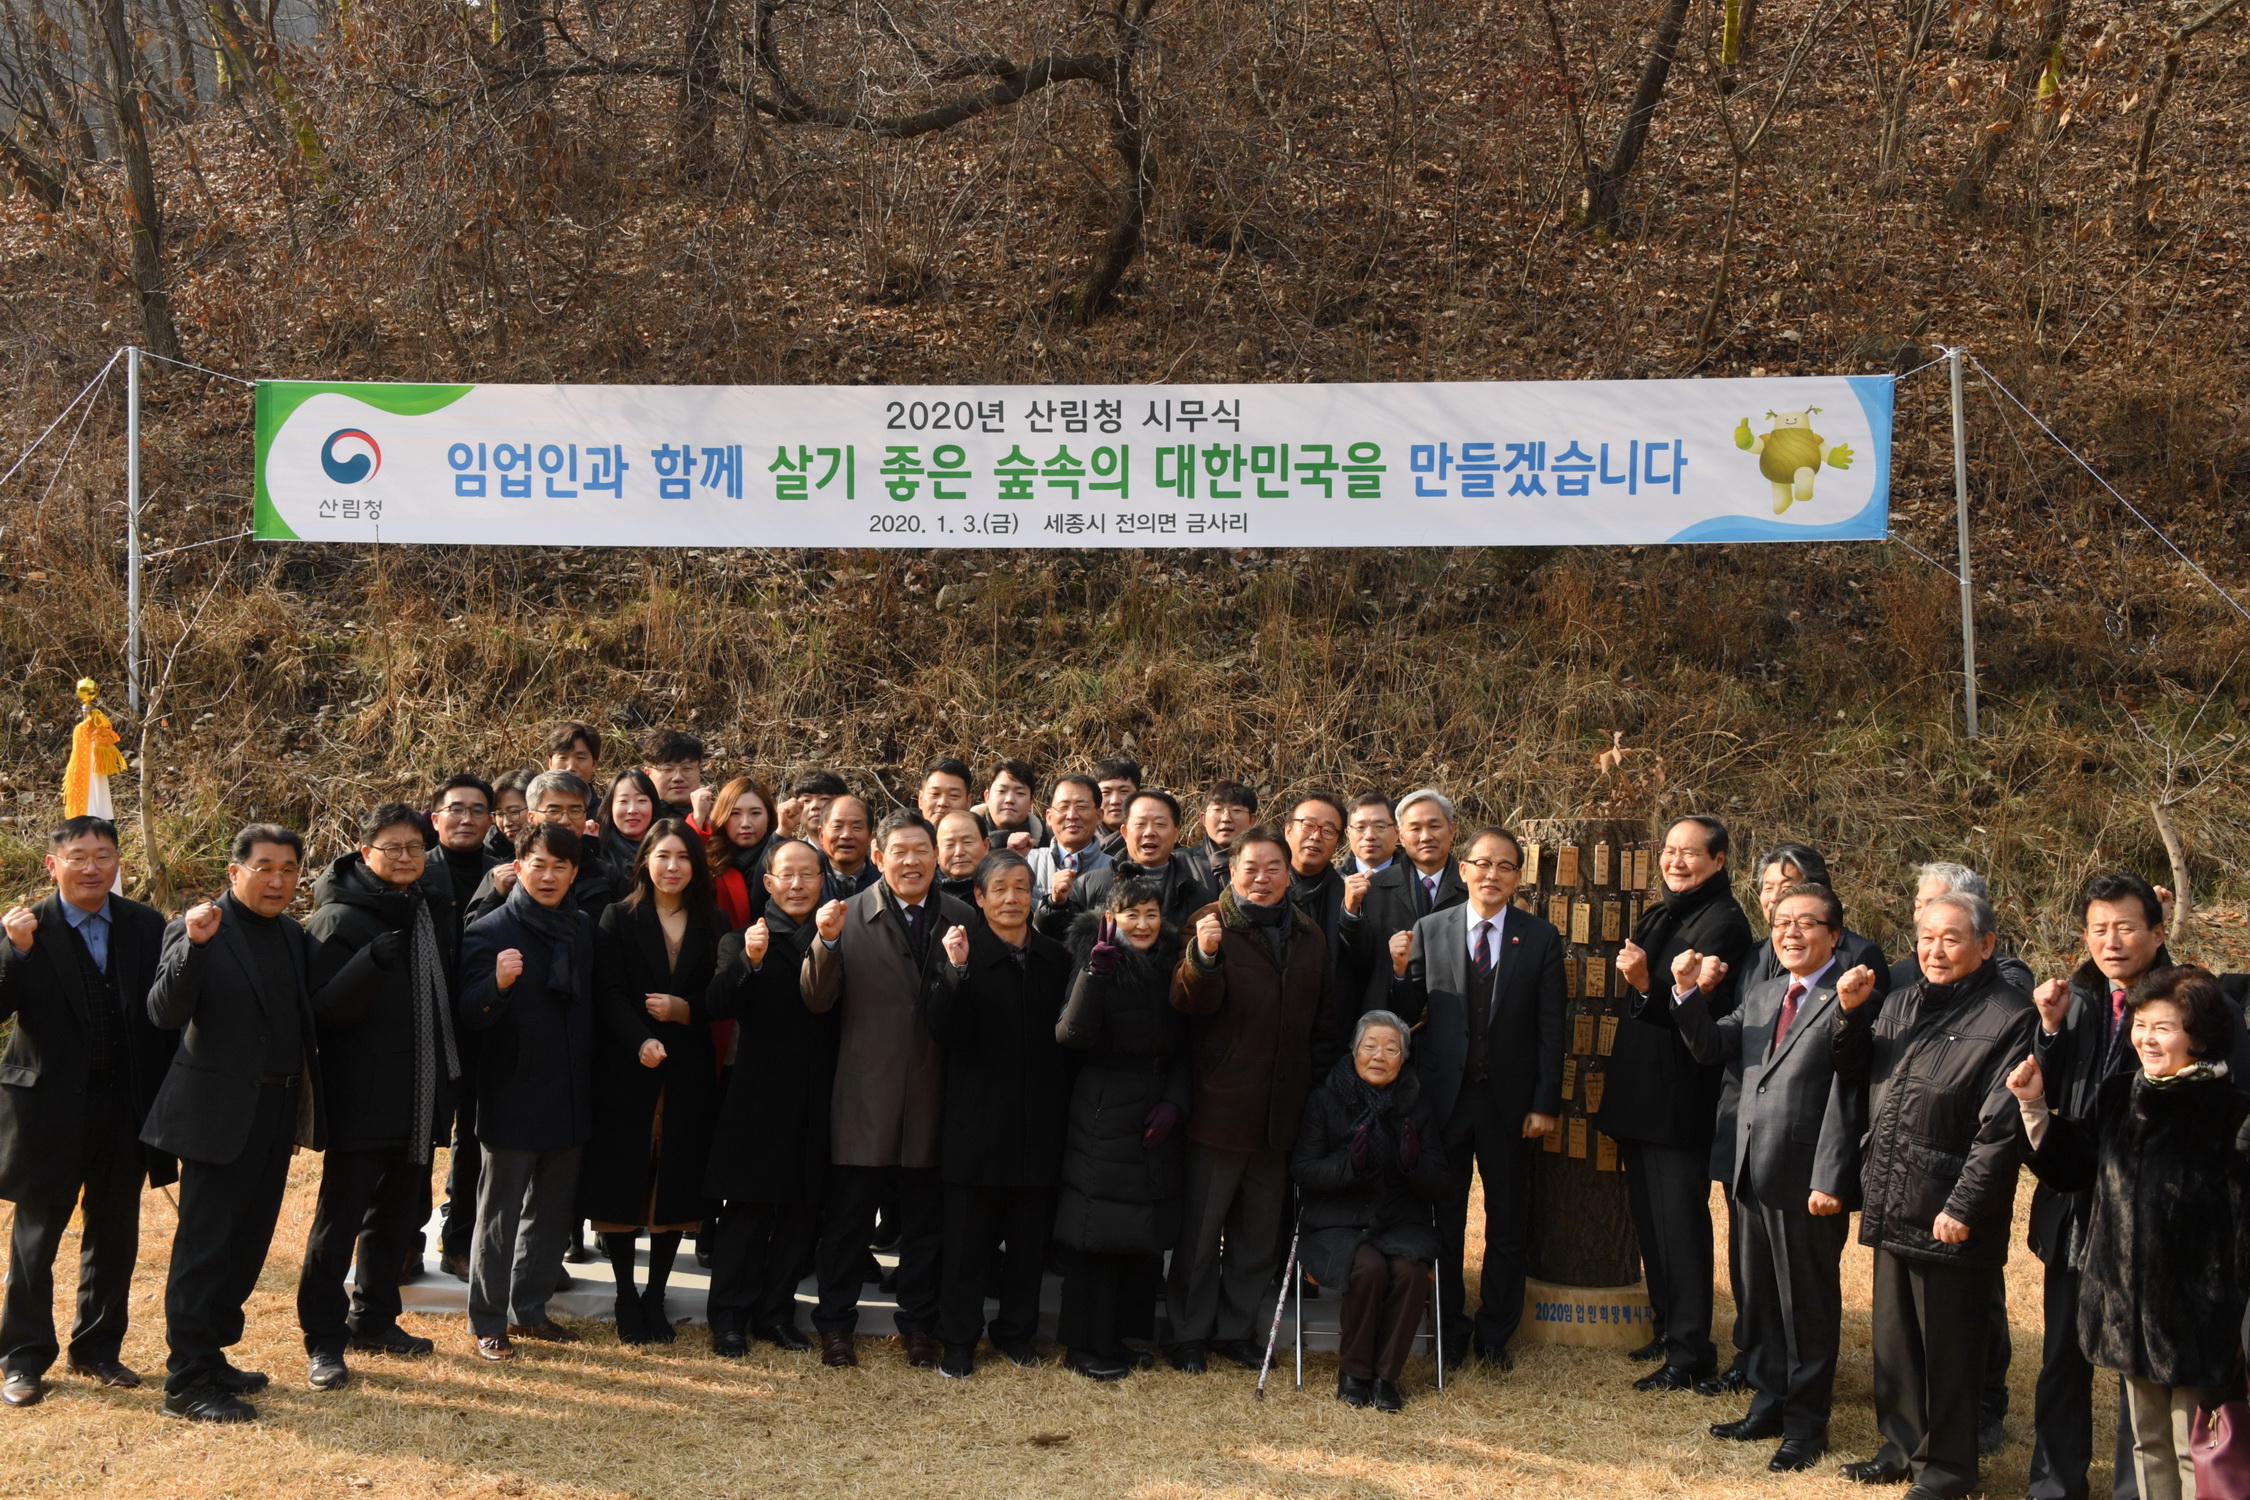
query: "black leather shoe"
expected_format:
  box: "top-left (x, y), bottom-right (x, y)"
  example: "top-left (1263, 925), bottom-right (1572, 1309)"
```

top-left (67, 1358), bottom-right (142, 1388)
top-left (350, 1327), bottom-right (434, 1358)
top-left (1771, 1438), bottom-right (1828, 1472)
top-left (756, 1323), bottom-right (812, 1353)
top-left (439, 1248), bottom-right (471, 1283)
top-left (1712, 1413), bottom-right (1785, 1441)
top-left (1977, 1415), bottom-right (2007, 1456)
top-left (2, 1373), bottom-right (41, 1408)
top-left (939, 1344), bottom-right (975, 1379)
top-left (994, 1338), bottom-right (1043, 1368)
top-left (903, 1332), bottom-right (943, 1369)
top-left (614, 1292), bottom-right (651, 1345)
top-left (212, 1364), bottom-right (269, 1394)
top-left (1634, 1364), bottom-right (1701, 1392)
top-left (1469, 1339), bottom-right (1515, 1372)
top-left (1372, 1378), bottom-right (1405, 1412)
top-left (1840, 1457), bottom-right (1911, 1485)
top-left (711, 1329), bottom-right (748, 1358)
top-left (163, 1385), bottom-right (256, 1422)
top-left (1211, 1338), bottom-right (1263, 1370)
top-left (1697, 1361), bottom-right (1751, 1397)
top-left (307, 1351), bottom-right (350, 1391)
top-left (1169, 1342), bottom-right (1208, 1374)
top-left (1065, 1349), bottom-right (1132, 1382)
top-left (1337, 1372), bottom-right (1373, 1407)
top-left (820, 1332), bottom-right (857, 1368)
top-left (1628, 1336), bottom-right (1666, 1363)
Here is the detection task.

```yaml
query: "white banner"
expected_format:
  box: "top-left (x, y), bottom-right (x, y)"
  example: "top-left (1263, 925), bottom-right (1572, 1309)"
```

top-left (254, 376), bottom-right (1892, 548)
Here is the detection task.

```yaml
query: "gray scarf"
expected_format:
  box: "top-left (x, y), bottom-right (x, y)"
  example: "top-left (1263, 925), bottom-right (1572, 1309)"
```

top-left (408, 897), bottom-right (460, 1165)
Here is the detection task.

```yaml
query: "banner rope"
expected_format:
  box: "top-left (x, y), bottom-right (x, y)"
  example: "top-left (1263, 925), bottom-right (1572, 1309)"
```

top-left (1969, 355), bottom-right (2250, 625)
top-left (138, 349), bottom-right (257, 388)
top-left (0, 348), bottom-right (122, 495)
top-left (1885, 533), bottom-right (1961, 582)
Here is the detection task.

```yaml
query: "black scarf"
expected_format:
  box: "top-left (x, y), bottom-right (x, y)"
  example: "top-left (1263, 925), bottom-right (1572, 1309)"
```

top-left (730, 837), bottom-right (770, 878)
top-left (505, 882), bottom-right (584, 1001)
top-left (1635, 865), bottom-right (1734, 952)
top-left (1922, 956), bottom-right (1997, 1011)
top-left (1290, 865), bottom-right (1341, 930)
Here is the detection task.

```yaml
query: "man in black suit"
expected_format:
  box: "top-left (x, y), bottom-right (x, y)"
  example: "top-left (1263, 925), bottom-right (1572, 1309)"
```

top-left (143, 825), bottom-right (331, 1422)
top-left (1675, 883), bottom-right (1869, 1473)
top-left (1047, 790), bottom-right (1216, 934)
top-left (462, 771), bottom-right (624, 924)
top-left (428, 775), bottom-right (499, 1281)
top-left (1340, 793), bottom-right (1399, 876)
top-left (1284, 794), bottom-right (1351, 996)
top-left (295, 804), bottom-right (462, 1391)
top-left (0, 817), bottom-right (174, 1409)
top-left (1342, 787), bottom-right (1467, 1017)
top-left (1387, 826), bottom-right (1564, 1367)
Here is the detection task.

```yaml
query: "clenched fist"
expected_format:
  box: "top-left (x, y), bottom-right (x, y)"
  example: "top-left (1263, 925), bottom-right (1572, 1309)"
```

top-left (1835, 964), bottom-right (1878, 1013)
top-left (1390, 928), bottom-right (1415, 978)
top-left (184, 901), bottom-right (222, 946)
top-left (2031, 977), bottom-right (2069, 1034)
top-left (638, 1039), bottom-right (668, 1069)
top-left (1195, 911), bottom-right (1224, 957)
top-left (489, 862), bottom-right (519, 896)
top-left (1615, 939), bottom-right (1650, 994)
top-left (941, 925), bottom-right (970, 966)
top-left (815, 900), bottom-right (848, 943)
top-left (1670, 949), bottom-right (1728, 996)
top-left (1048, 868), bottom-right (1075, 907)
top-left (2, 905), bottom-right (35, 954)
top-left (690, 786), bottom-right (717, 824)
top-left (2006, 1054), bottom-right (2045, 1103)
top-left (743, 918), bottom-right (770, 967)
top-left (1343, 871), bottom-right (1371, 916)
top-left (775, 797), bottom-right (806, 837)
top-left (1006, 831), bottom-right (1034, 854)
top-left (495, 948), bottom-right (525, 990)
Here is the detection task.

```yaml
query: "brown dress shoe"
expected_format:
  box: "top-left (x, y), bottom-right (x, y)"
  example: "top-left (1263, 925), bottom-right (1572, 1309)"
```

top-left (903, 1332), bottom-right (943, 1369)
top-left (507, 1320), bottom-right (580, 1344)
top-left (820, 1333), bottom-right (858, 1368)
top-left (475, 1337), bottom-right (516, 1362)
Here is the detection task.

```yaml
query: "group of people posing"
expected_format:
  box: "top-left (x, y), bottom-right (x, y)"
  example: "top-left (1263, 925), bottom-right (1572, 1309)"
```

top-left (0, 726), bottom-right (2244, 1500)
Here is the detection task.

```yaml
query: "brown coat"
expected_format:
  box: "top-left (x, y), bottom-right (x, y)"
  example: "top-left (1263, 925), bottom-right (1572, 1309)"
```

top-left (1170, 890), bottom-right (1338, 1154)
top-left (803, 882), bottom-right (973, 1170)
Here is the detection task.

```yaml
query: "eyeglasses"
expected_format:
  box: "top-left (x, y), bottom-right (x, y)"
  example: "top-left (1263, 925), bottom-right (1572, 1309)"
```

top-left (368, 842), bottom-right (426, 859)
top-left (1348, 819), bottom-right (1397, 833)
top-left (1289, 818), bottom-right (1342, 838)
top-left (435, 802), bottom-right (490, 818)
top-left (1461, 858), bottom-right (1520, 874)
top-left (53, 851), bottom-right (120, 870)
top-left (1770, 917), bottom-right (1835, 934)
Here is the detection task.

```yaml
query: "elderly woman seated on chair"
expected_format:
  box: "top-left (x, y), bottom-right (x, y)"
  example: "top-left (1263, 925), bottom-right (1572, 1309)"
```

top-left (1291, 1010), bottom-right (1451, 1411)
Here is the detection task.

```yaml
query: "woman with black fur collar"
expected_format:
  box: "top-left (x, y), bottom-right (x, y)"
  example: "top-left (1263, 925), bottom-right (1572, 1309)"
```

top-left (1050, 878), bottom-right (1190, 1381)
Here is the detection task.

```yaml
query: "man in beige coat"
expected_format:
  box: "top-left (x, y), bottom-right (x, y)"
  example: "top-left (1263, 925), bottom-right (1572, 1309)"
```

top-left (804, 811), bottom-right (973, 1369)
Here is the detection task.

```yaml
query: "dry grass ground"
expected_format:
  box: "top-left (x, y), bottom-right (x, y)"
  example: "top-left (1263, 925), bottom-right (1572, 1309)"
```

top-left (0, 1154), bottom-right (2102, 1500)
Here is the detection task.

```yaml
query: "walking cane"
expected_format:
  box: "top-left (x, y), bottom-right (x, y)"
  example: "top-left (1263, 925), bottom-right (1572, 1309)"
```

top-left (1254, 1219), bottom-right (1302, 1401)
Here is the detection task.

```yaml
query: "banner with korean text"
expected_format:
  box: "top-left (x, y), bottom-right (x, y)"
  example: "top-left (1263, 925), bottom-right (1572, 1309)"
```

top-left (253, 376), bottom-right (1892, 548)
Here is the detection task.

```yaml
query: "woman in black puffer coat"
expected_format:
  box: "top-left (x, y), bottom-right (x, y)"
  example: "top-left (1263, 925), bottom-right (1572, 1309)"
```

top-left (1051, 879), bottom-right (1190, 1381)
top-left (1293, 1010), bottom-right (1449, 1413)
top-left (2009, 965), bottom-right (2250, 1500)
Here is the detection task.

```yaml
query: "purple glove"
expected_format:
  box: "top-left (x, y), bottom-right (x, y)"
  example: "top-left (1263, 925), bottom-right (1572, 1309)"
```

top-left (1350, 1123), bottom-right (1372, 1175)
top-left (1142, 1101), bottom-right (1181, 1149)
top-left (1398, 1118), bottom-right (1421, 1170)
top-left (1087, 914), bottom-right (1123, 977)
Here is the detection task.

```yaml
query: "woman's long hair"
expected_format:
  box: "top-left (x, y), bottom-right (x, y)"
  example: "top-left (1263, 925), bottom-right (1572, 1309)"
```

top-left (625, 817), bottom-right (717, 916)
top-left (598, 767), bottom-right (664, 868)
top-left (705, 774), bottom-right (777, 879)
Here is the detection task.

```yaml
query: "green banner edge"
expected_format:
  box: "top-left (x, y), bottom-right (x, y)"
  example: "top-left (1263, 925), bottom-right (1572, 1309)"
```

top-left (252, 380), bottom-right (477, 540)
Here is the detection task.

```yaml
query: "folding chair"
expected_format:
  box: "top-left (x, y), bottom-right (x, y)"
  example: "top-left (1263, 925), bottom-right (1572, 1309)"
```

top-left (1259, 1213), bottom-right (1445, 1395)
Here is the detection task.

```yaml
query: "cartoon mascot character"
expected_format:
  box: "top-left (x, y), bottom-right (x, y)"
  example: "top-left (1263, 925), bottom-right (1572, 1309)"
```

top-left (1734, 409), bottom-right (1854, 513)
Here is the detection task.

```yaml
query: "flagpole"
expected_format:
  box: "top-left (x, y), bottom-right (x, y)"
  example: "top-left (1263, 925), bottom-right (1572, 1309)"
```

top-left (1948, 344), bottom-right (1979, 740)
top-left (126, 344), bottom-right (142, 714)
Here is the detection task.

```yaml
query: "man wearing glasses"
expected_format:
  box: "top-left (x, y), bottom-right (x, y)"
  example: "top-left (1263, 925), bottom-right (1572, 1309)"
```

top-left (1344, 788), bottom-right (1467, 1016)
top-left (296, 804), bottom-right (462, 1392)
top-left (0, 818), bottom-right (174, 1410)
top-left (1385, 826), bottom-right (1564, 1369)
top-left (1283, 794), bottom-right (1351, 990)
top-left (143, 825), bottom-right (332, 1422)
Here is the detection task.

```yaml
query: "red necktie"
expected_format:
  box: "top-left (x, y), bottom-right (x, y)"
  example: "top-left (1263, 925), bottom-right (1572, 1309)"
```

top-left (2112, 987), bottom-right (2127, 1040)
top-left (1773, 980), bottom-right (1807, 1052)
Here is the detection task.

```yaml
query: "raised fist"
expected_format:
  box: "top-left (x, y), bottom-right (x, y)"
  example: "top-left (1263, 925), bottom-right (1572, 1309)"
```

top-left (495, 948), bottom-right (525, 990)
top-left (1195, 910), bottom-right (1223, 957)
top-left (2006, 1054), bottom-right (2045, 1103)
top-left (184, 902), bottom-right (222, 946)
top-left (775, 797), bottom-right (805, 837)
top-left (1389, 928), bottom-right (1415, 978)
top-left (941, 925), bottom-right (970, 966)
top-left (743, 918), bottom-right (770, 968)
top-left (1693, 953), bottom-right (1729, 994)
top-left (1048, 868), bottom-right (1076, 906)
top-left (2, 905), bottom-right (35, 954)
top-left (1671, 948), bottom-right (1704, 991)
top-left (367, 929), bottom-right (403, 969)
top-left (690, 786), bottom-right (717, 824)
top-left (815, 900), bottom-right (848, 943)
top-left (1006, 831), bottom-right (1034, 854)
top-left (2031, 978), bottom-right (2070, 1034)
top-left (1343, 871), bottom-right (1371, 915)
top-left (1836, 964), bottom-right (1877, 1012)
top-left (1615, 939), bottom-right (1649, 994)
top-left (490, 862), bottom-right (519, 896)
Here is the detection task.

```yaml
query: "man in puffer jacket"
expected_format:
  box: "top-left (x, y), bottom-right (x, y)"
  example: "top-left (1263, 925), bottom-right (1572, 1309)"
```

top-left (1832, 887), bottom-right (2036, 1500)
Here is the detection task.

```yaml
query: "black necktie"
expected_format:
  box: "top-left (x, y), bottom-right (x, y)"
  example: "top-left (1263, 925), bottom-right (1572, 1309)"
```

top-left (1472, 919), bottom-right (1495, 982)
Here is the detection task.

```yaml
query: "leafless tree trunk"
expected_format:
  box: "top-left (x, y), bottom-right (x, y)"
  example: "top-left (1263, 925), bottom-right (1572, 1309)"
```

top-left (93, 0), bottom-right (180, 356)
top-left (1070, 0), bottom-right (1157, 324)
top-left (1945, 0), bottom-right (2069, 214)
top-left (1586, 0), bottom-right (1693, 236)
top-left (2127, 0), bottom-right (2247, 227)
top-left (677, 0), bottom-right (726, 177)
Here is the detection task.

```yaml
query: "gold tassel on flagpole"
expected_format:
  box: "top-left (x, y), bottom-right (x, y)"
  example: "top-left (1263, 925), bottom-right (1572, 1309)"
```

top-left (64, 678), bottom-right (127, 820)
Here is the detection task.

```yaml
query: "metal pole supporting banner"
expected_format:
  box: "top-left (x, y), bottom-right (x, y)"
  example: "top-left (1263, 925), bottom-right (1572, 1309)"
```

top-left (126, 346), bottom-right (144, 715)
top-left (1948, 345), bottom-right (1980, 740)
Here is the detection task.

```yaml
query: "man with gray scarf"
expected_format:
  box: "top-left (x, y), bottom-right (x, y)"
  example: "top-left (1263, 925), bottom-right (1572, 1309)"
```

top-left (295, 804), bottom-right (462, 1391)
